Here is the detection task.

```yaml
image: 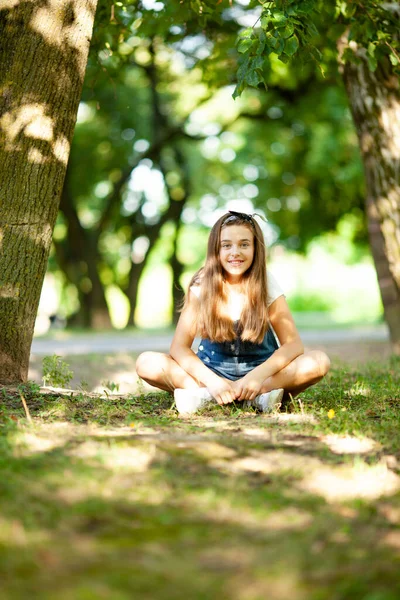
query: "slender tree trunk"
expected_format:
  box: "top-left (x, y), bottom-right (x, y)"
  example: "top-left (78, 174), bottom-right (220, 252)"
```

top-left (0, 0), bottom-right (98, 382)
top-left (170, 223), bottom-right (185, 325)
top-left (127, 260), bottom-right (148, 327)
top-left (339, 40), bottom-right (400, 354)
top-left (126, 213), bottom-right (170, 326)
top-left (57, 172), bottom-right (112, 329)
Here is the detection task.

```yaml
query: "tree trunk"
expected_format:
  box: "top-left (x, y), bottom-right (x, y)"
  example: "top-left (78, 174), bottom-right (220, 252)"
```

top-left (56, 170), bottom-right (112, 329)
top-left (0, 1), bottom-right (98, 382)
top-left (170, 223), bottom-right (185, 325)
top-left (127, 260), bottom-right (148, 327)
top-left (339, 41), bottom-right (400, 354)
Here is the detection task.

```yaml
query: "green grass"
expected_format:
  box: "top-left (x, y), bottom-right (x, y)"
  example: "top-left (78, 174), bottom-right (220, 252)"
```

top-left (1, 357), bottom-right (400, 599)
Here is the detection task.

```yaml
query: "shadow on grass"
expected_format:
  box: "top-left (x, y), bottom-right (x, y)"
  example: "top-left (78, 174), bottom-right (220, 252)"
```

top-left (1, 424), bottom-right (400, 600)
top-left (1, 357), bottom-right (400, 598)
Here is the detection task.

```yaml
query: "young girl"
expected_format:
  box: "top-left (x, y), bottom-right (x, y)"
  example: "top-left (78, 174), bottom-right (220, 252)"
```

top-left (136, 211), bottom-right (330, 414)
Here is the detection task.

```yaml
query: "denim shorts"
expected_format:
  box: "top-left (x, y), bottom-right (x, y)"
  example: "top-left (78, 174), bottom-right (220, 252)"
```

top-left (196, 327), bottom-right (279, 381)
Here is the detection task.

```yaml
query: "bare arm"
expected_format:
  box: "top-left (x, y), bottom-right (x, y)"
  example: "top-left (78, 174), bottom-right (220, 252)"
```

top-left (256, 295), bottom-right (304, 379)
top-left (170, 292), bottom-right (237, 404)
top-left (234, 296), bottom-right (304, 400)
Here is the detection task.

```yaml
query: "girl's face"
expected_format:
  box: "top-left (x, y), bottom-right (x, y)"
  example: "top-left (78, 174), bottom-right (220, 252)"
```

top-left (219, 224), bottom-right (255, 283)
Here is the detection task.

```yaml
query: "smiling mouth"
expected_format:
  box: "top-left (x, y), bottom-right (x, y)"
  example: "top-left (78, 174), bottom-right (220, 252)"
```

top-left (228, 260), bottom-right (244, 265)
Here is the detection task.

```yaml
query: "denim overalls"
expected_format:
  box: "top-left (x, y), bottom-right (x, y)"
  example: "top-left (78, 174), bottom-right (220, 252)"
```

top-left (196, 323), bottom-right (279, 381)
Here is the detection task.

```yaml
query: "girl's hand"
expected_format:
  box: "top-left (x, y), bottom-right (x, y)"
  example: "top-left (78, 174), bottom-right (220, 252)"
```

top-left (207, 378), bottom-right (237, 405)
top-left (232, 375), bottom-right (264, 402)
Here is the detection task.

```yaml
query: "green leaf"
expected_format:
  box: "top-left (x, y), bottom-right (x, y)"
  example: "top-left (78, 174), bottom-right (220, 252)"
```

top-left (389, 53), bottom-right (399, 66)
top-left (272, 11), bottom-right (287, 25)
top-left (284, 34), bottom-right (299, 56)
top-left (261, 16), bottom-right (270, 29)
top-left (281, 23), bottom-right (294, 39)
top-left (237, 38), bottom-right (254, 54)
top-left (309, 45), bottom-right (322, 61)
top-left (238, 27), bottom-right (253, 39)
top-left (232, 81), bottom-right (245, 99)
top-left (256, 40), bottom-right (266, 56)
top-left (365, 20), bottom-right (375, 39)
top-left (268, 34), bottom-right (278, 49)
top-left (278, 53), bottom-right (291, 64)
top-left (236, 56), bottom-right (250, 79)
top-left (252, 55), bottom-right (264, 69)
top-left (273, 36), bottom-right (285, 55)
top-left (367, 42), bottom-right (376, 57)
top-left (367, 53), bottom-right (377, 71)
top-left (245, 69), bottom-right (262, 87)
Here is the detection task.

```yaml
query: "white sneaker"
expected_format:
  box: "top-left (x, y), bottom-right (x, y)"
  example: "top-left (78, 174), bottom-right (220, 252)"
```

top-left (244, 388), bottom-right (284, 413)
top-left (174, 388), bottom-right (215, 415)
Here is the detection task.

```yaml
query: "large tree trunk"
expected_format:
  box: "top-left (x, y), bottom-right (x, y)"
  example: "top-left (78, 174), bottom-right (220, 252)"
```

top-left (339, 41), bottom-right (400, 354)
top-left (0, 0), bottom-right (98, 382)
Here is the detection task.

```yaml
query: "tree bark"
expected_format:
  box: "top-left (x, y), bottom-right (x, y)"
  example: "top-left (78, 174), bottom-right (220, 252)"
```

top-left (339, 40), bottom-right (400, 354)
top-left (0, 0), bottom-right (98, 382)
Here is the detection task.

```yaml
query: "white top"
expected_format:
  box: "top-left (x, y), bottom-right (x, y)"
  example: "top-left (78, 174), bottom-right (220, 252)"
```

top-left (190, 269), bottom-right (284, 321)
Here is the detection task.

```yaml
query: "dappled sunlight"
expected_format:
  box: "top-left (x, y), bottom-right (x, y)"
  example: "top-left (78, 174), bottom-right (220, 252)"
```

top-left (323, 433), bottom-right (379, 454)
top-left (30, 0), bottom-right (97, 77)
top-left (0, 102), bottom-right (71, 165)
top-left (347, 382), bottom-right (371, 397)
top-left (198, 544), bottom-right (257, 571)
top-left (380, 530), bottom-right (400, 550)
top-left (227, 450), bottom-right (322, 478)
top-left (1, 103), bottom-right (52, 150)
top-left (2, 403), bottom-right (400, 598)
top-left (66, 439), bottom-right (158, 472)
top-left (262, 506), bottom-right (314, 531)
top-left (378, 503), bottom-right (400, 525)
top-left (299, 460), bottom-right (400, 502)
top-left (0, 517), bottom-right (29, 547)
top-left (180, 485), bottom-right (315, 538)
top-left (89, 424), bottom-right (162, 438)
top-left (175, 440), bottom-right (237, 461)
top-left (92, 367), bottom-right (143, 394)
top-left (269, 413), bottom-right (318, 424)
top-left (186, 413), bottom-right (318, 432)
top-left (225, 569), bottom-right (306, 600)
top-left (0, 282), bottom-right (20, 299)
top-left (10, 430), bottom-right (66, 456)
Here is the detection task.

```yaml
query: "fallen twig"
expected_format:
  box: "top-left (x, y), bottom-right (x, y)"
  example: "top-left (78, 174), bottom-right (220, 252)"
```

top-left (19, 392), bottom-right (33, 424)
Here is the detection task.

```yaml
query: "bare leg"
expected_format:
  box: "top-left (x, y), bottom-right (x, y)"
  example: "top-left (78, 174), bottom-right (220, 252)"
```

top-left (135, 351), bottom-right (202, 392)
top-left (260, 350), bottom-right (330, 397)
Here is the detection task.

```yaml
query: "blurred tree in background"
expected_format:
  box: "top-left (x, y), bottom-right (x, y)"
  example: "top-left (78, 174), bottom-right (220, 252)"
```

top-left (189, 0), bottom-right (400, 347)
top-left (51, 0), bottom-right (372, 333)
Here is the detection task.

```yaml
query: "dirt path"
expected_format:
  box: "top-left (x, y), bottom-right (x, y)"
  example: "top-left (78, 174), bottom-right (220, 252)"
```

top-left (29, 339), bottom-right (392, 394)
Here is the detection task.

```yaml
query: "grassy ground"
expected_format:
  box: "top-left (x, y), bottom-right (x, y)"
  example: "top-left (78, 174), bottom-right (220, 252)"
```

top-left (2, 356), bottom-right (400, 599)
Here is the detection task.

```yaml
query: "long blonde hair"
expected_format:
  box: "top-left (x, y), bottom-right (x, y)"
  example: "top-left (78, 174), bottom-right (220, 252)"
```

top-left (187, 212), bottom-right (270, 343)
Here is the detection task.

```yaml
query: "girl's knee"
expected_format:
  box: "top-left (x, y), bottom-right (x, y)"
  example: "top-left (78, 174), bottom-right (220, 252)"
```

top-left (311, 350), bottom-right (330, 378)
top-left (297, 350), bottom-right (330, 382)
top-left (135, 352), bottom-right (155, 378)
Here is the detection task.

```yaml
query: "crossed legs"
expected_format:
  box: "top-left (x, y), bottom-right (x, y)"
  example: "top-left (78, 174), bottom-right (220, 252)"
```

top-left (135, 350), bottom-right (330, 399)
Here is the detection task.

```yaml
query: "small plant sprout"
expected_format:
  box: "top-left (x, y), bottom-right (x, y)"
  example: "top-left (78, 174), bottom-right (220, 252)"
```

top-left (101, 380), bottom-right (120, 393)
top-left (42, 355), bottom-right (74, 388)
